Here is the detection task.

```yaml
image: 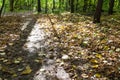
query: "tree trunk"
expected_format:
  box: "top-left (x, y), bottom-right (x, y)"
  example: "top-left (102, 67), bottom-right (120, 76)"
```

top-left (37, 0), bottom-right (41, 12)
top-left (65, 0), bottom-right (68, 11)
top-left (108, 0), bottom-right (114, 15)
top-left (93, 0), bottom-right (103, 23)
top-left (52, 0), bottom-right (55, 12)
top-left (76, 0), bottom-right (79, 11)
top-left (45, 0), bottom-right (48, 13)
top-left (70, 0), bottom-right (74, 13)
top-left (59, 0), bottom-right (61, 11)
top-left (83, 0), bottom-right (88, 12)
top-left (0, 0), bottom-right (5, 17)
top-left (10, 0), bottom-right (14, 12)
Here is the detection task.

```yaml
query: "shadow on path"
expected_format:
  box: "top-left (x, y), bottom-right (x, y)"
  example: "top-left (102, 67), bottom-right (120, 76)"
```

top-left (2, 17), bottom-right (43, 80)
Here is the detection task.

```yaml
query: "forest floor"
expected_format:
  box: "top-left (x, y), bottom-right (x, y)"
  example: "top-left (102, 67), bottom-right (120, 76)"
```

top-left (0, 12), bottom-right (120, 80)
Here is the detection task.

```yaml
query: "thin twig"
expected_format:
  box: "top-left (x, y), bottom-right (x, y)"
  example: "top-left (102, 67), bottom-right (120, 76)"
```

top-left (47, 14), bottom-right (60, 40)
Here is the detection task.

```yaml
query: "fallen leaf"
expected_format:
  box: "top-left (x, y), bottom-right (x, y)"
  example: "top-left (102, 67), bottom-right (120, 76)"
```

top-left (95, 54), bottom-right (102, 59)
top-left (12, 73), bottom-right (17, 77)
top-left (91, 65), bottom-right (99, 68)
top-left (81, 73), bottom-right (88, 78)
top-left (90, 59), bottom-right (98, 64)
top-left (94, 73), bottom-right (101, 78)
top-left (21, 65), bottom-right (32, 75)
top-left (0, 52), bottom-right (6, 56)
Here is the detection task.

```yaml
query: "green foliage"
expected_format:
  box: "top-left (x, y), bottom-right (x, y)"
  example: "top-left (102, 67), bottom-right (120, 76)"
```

top-left (0, 0), bottom-right (119, 13)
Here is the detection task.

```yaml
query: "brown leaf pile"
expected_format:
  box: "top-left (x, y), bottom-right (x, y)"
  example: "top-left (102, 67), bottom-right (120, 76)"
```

top-left (45, 13), bottom-right (120, 80)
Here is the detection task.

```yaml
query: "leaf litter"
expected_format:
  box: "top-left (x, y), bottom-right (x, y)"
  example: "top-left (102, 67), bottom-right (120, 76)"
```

top-left (0, 13), bottom-right (120, 80)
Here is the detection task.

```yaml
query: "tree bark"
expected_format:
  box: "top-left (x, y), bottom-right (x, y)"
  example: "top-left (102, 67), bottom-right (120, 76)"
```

top-left (83, 0), bottom-right (88, 12)
top-left (45, 0), bottom-right (48, 13)
top-left (76, 0), bottom-right (79, 11)
top-left (52, 0), bottom-right (55, 12)
top-left (10, 0), bottom-right (14, 12)
top-left (37, 0), bottom-right (41, 12)
top-left (70, 0), bottom-right (74, 13)
top-left (0, 0), bottom-right (5, 17)
top-left (59, 0), bottom-right (61, 11)
top-left (93, 0), bottom-right (103, 23)
top-left (108, 0), bottom-right (114, 15)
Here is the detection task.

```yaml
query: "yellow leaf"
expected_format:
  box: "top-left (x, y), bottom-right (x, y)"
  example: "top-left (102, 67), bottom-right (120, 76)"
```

top-left (12, 74), bottom-right (17, 77)
top-left (90, 59), bottom-right (98, 64)
top-left (95, 73), bottom-right (101, 78)
top-left (14, 60), bottom-right (20, 64)
top-left (95, 54), bottom-right (102, 59)
top-left (91, 65), bottom-right (99, 68)
top-left (101, 39), bottom-right (106, 44)
top-left (2, 66), bottom-right (15, 74)
top-left (21, 65), bottom-right (32, 75)
top-left (104, 46), bottom-right (109, 50)
top-left (14, 57), bottom-right (22, 64)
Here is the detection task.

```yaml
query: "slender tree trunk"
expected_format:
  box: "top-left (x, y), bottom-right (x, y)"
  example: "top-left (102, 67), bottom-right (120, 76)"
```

top-left (52, 0), bottom-right (55, 12)
top-left (93, 0), bottom-right (103, 23)
top-left (83, 0), bottom-right (88, 12)
top-left (108, 0), bottom-right (114, 15)
top-left (65, 0), bottom-right (68, 10)
top-left (118, 0), bottom-right (120, 8)
top-left (45, 0), bottom-right (48, 13)
top-left (70, 0), bottom-right (74, 13)
top-left (59, 0), bottom-right (61, 11)
top-left (10, 0), bottom-right (14, 12)
top-left (93, 0), bottom-right (97, 10)
top-left (0, 0), bottom-right (5, 17)
top-left (76, 0), bottom-right (79, 11)
top-left (37, 0), bottom-right (41, 12)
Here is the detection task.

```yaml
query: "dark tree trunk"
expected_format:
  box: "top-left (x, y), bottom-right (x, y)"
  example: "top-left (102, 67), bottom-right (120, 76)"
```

top-left (65, 0), bottom-right (68, 10)
top-left (93, 0), bottom-right (103, 23)
top-left (10, 0), bottom-right (14, 12)
top-left (0, 0), bottom-right (5, 17)
top-left (118, 0), bottom-right (120, 8)
top-left (70, 0), bottom-right (74, 13)
top-left (59, 0), bottom-right (61, 10)
top-left (45, 0), bottom-right (48, 13)
top-left (83, 0), bottom-right (88, 12)
top-left (108, 0), bottom-right (114, 15)
top-left (37, 0), bottom-right (41, 12)
top-left (76, 0), bottom-right (79, 11)
top-left (52, 0), bottom-right (55, 12)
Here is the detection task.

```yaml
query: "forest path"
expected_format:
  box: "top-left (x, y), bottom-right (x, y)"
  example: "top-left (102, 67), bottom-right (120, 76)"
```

top-left (2, 14), bottom-right (71, 80)
top-left (1, 13), bottom-right (120, 80)
top-left (27, 16), bottom-right (71, 80)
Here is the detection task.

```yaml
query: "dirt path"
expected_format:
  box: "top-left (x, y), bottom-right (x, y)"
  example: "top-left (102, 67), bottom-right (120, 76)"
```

top-left (22, 16), bottom-right (71, 80)
top-left (0, 14), bottom-right (71, 80)
top-left (1, 13), bottom-right (120, 80)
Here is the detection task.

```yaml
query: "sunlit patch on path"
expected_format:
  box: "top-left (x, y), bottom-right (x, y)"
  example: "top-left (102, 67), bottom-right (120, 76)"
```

top-left (22, 16), bottom-right (71, 80)
top-left (23, 22), bottom-right (46, 53)
top-left (34, 59), bottom-right (71, 80)
top-left (21, 18), bottom-right (32, 31)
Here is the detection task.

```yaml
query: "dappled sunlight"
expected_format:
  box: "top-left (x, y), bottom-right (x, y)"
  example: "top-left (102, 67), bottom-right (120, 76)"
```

top-left (0, 0), bottom-right (120, 79)
top-left (23, 22), bottom-right (46, 53)
top-left (43, 13), bottom-right (120, 79)
top-left (0, 13), bottom-right (120, 80)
